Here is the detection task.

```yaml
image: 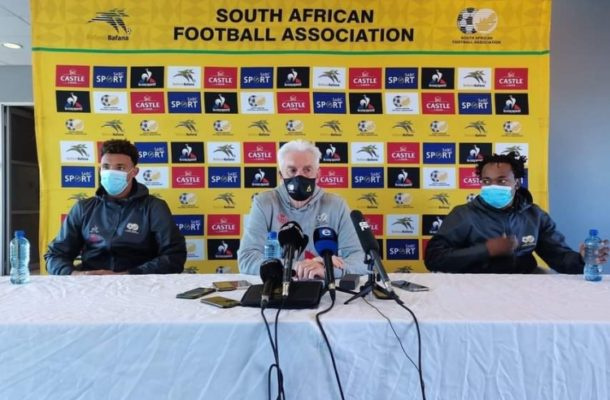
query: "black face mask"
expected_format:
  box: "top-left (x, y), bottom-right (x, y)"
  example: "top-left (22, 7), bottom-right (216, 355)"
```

top-left (283, 175), bottom-right (316, 201)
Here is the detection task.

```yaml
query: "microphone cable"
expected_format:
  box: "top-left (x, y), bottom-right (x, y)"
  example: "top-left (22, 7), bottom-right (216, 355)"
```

top-left (362, 297), bottom-right (427, 400)
top-left (261, 304), bottom-right (286, 400)
top-left (314, 298), bottom-right (346, 400)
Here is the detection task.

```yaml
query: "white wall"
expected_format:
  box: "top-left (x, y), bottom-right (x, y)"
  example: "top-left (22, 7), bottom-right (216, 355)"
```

top-left (0, 65), bottom-right (32, 102)
top-left (550, 0), bottom-right (610, 255)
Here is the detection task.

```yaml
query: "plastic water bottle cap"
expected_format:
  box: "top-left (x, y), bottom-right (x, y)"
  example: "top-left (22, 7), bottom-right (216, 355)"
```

top-left (14, 230), bottom-right (25, 238)
top-left (267, 231), bottom-right (278, 240)
top-left (589, 229), bottom-right (599, 236)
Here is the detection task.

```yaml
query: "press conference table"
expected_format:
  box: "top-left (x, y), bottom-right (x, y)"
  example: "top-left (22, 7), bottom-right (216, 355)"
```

top-left (1, 273), bottom-right (609, 400)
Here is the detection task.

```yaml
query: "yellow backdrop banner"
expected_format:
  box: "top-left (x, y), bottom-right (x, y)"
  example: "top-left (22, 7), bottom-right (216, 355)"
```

top-left (32, 0), bottom-right (551, 273)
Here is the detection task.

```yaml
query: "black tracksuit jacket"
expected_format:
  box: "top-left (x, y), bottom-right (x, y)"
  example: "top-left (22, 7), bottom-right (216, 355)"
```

top-left (424, 189), bottom-right (583, 274)
top-left (45, 181), bottom-right (186, 275)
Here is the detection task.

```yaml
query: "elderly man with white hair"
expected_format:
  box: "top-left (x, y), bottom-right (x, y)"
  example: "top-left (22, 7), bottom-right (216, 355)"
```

top-left (238, 140), bottom-right (367, 279)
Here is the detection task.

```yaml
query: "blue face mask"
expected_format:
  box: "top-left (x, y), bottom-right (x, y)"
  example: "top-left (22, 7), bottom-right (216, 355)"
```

top-left (480, 185), bottom-right (514, 209)
top-left (100, 169), bottom-right (131, 196)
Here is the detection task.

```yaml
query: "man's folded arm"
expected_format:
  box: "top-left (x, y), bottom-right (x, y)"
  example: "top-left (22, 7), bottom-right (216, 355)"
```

top-left (44, 202), bottom-right (85, 275)
top-left (237, 196), bottom-right (270, 275)
top-left (129, 201), bottom-right (186, 274)
top-left (535, 209), bottom-right (583, 274)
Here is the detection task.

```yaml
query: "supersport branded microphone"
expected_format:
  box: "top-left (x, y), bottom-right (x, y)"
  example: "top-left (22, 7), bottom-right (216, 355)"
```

top-left (313, 227), bottom-right (338, 301)
top-left (259, 258), bottom-right (284, 307)
top-left (278, 221), bottom-right (309, 298)
top-left (350, 210), bottom-right (396, 297)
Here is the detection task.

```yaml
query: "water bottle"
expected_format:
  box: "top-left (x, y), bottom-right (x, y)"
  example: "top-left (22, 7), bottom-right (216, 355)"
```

top-left (583, 229), bottom-right (602, 282)
top-left (9, 230), bottom-right (31, 285)
top-left (264, 231), bottom-right (281, 260)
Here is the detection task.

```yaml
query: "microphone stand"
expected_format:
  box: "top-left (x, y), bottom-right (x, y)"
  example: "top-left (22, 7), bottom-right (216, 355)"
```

top-left (344, 254), bottom-right (393, 304)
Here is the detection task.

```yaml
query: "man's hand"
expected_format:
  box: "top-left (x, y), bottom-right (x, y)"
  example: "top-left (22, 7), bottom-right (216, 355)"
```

top-left (486, 235), bottom-right (518, 257)
top-left (71, 270), bottom-right (128, 275)
top-left (295, 256), bottom-right (345, 280)
top-left (579, 239), bottom-right (609, 264)
top-left (295, 259), bottom-right (325, 280)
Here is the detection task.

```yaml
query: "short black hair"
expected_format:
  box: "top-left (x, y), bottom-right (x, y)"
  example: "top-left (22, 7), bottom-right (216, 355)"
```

top-left (101, 139), bottom-right (139, 166)
top-left (475, 152), bottom-right (527, 179)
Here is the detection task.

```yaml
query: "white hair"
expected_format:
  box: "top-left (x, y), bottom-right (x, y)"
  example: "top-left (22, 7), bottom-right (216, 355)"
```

top-left (277, 140), bottom-right (321, 172)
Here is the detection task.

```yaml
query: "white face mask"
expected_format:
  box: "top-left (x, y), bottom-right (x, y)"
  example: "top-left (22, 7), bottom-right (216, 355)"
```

top-left (100, 169), bottom-right (130, 196)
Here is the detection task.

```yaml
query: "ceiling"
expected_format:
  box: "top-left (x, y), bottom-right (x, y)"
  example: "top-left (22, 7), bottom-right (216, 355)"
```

top-left (0, 0), bottom-right (31, 65)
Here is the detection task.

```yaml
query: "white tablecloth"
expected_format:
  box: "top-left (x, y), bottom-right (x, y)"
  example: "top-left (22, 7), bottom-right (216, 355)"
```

top-left (1, 273), bottom-right (609, 400)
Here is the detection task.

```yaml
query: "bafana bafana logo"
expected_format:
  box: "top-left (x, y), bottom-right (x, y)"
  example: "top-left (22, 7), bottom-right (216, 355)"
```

top-left (88, 9), bottom-right (132, 40)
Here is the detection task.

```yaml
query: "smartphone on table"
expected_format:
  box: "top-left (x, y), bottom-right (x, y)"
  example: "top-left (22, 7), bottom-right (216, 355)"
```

top-left (212, 280), bottom-right (251, 291)
top-left (200, 296), bottom-right (241, 308)
top-left (176, 287), bottom-right (216, 299)
top-left (391, 280), bottom-right (429, 292)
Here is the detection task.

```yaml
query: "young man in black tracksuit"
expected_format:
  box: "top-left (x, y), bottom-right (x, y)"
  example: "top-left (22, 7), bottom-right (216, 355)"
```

top-left (424, 153), bottom-right (608, 274)
top-left (45, 140), bottom-right (186, 275)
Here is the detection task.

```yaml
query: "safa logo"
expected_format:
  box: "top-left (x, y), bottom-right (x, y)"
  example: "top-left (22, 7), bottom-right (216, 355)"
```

top-left (62, 166), bottom-right (95, 188)
top-left (208, 167), bottom-right (241, 188)
top-left (241, 67), bottom-right (274, 89)
top-left (93, 66), bottom-right (127, 88)
top-left (313, 93), bottom-right (346, 114)
top-left (423, 143), bottom-right (456, 164)
top-left (135, 142), bottom-right (168, 163)
top-left (174, 215), bottom-right (204, 235)
top-left (386, 239), bottom-right (419, 260)
top-left (352, 167), bottom-right (384, 188)
top-left (168, 92), bottom-right (201, 113)
top-left (385, 68), bottom-right (418, 89)
top-left (458, 93), bottom-right (492, 114)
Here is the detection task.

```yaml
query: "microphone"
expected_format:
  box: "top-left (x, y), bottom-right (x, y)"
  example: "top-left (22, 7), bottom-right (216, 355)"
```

top-left (349, 210), bottom-right (396, 297)
top-left (313, 227), bottom-right (338, 301)
top-left (278, 221), bottom-right (309, 298)
top-left (259, 258), bottom-right (284, 308)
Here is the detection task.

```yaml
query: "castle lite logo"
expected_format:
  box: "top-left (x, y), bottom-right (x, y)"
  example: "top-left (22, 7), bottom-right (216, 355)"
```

top-left (349, 68), bottom-right (382, 89)
top-left (130, 67), bottom-right (164, 89)
top-left (387, 143), bottom-right (420, 164)
top-left (56, 66), bottom-right (90, 88)
top-left (204, 67), bottom-right (238, 89)
top-left (495, 68), bottom-right (528, 90)
top-left (243, 142), bottom-right (276, 163)
top-left (277, 92), bottom-right (310, 114)
top-left (130, 92), bottom-right (165, 113)
top-left (172, 167), bottom-right (205, 188)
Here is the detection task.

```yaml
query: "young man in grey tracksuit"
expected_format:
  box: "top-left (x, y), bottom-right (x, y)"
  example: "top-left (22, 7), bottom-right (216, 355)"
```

top-left (238, 140), bottom-right (367, 278)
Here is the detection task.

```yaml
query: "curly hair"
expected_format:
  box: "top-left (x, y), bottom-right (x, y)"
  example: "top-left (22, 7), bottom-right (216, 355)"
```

top-left (475, 152), bottom-right (527, 179)
top-left (101, 139), bottom-right (139, 166)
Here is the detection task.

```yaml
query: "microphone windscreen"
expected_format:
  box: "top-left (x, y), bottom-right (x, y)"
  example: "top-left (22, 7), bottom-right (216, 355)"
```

top-left (350, 210), bottom-right (380, 253)
top-left (278, 221), bottom-right (308, 253)
top-left (313, 227), bottom-right (338, 255)
top-left (260, 258), bottom-right (284, 282)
